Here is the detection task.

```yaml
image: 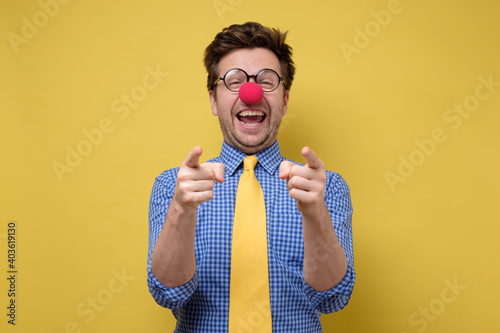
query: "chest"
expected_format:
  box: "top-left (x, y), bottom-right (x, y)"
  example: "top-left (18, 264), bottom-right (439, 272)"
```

top-left (195, 172), bottom-right (304, 267)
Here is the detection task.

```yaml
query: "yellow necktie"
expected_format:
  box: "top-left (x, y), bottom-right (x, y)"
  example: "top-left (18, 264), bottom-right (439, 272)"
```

top-left (228, 156), bottom-right (272, 332)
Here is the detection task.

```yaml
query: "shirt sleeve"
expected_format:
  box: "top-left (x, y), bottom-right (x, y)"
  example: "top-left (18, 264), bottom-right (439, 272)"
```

top-left (147, 168), bottom-right (198, 309)
top-left (303, 172), bottom-right (355, 314)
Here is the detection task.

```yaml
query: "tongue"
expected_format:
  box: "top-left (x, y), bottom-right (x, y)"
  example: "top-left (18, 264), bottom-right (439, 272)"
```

top-left (241, 115), bottom-right (264, 124)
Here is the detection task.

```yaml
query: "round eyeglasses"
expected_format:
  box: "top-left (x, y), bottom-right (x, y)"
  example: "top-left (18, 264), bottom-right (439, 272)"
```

top-left (214, 68), bottom-right (284, 92)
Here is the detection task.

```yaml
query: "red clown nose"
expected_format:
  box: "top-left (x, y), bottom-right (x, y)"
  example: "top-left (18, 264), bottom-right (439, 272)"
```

top-left (239, 82), bottom-right (264, 105)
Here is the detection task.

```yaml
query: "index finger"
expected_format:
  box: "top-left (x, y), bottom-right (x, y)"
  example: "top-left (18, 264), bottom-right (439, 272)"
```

top-left (182, 146), bottom-right (203, 168)
top-left (301, 146), bottom-right (323, 170)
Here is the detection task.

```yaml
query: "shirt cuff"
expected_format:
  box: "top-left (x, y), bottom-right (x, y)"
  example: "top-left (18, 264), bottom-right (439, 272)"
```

top-left (148, 269), bottom-right (198, 310)
top-left (303, 264), bottom-right (355, 313)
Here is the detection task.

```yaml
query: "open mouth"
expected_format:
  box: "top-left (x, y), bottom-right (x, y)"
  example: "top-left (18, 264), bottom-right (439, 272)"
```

top-left (236, 110), bottom-right (266, 127)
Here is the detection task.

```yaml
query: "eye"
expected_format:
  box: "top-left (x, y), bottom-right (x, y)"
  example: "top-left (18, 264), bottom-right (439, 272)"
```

top-left (257, 70), bottom-right (278, 89)
top-left (227, 78), bottom-right (243, 86)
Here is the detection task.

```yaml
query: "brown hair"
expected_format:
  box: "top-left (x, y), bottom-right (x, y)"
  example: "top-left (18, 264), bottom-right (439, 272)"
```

top-left (203, 22), bottom-right (295, 94)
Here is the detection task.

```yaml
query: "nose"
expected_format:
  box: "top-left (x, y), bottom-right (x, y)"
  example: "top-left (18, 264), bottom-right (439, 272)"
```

top-left (239, 82), bottom-right (264, 105)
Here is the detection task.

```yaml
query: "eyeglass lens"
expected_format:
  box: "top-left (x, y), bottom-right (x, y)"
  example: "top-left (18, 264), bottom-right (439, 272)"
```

top-left (224, 69), bottom-right (279, 92)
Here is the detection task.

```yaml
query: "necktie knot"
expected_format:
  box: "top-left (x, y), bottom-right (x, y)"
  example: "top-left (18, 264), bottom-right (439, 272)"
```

top-left (243, 155), bottom-right (258, 172)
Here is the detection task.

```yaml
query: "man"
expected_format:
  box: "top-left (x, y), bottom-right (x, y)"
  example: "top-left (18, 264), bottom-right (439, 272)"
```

top-left (147, 22), bottom-right (355, 332)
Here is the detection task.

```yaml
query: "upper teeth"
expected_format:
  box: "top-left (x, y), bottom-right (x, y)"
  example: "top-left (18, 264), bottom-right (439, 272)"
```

top-left (239, 110), bottom-right (264, 117)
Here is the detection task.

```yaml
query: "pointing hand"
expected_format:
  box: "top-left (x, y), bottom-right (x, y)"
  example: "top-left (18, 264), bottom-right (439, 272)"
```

top-left (174, 146), bottom-right (225, 210)
top-left (279, 147), bottom-right (327, 216)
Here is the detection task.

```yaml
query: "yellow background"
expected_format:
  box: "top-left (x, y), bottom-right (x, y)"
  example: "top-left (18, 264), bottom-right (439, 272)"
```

top-left (1, 0), bottom-right (499, 332)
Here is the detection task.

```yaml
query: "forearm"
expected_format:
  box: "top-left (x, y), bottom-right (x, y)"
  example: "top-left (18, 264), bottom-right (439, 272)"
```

top-left (302, 204), bottom-right (348, 292)
top-left (151, 200), bottom-right (197, 288)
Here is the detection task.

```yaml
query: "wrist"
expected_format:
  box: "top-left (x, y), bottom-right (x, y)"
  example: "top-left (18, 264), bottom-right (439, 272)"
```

top-left (168, 197), bottom-right (198, 226)
top-left (299, 201), bottom-right (329, 223)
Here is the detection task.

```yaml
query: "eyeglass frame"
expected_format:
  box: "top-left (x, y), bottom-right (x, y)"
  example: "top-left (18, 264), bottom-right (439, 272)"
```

top-left (213, 68), bottom-right (285, 93)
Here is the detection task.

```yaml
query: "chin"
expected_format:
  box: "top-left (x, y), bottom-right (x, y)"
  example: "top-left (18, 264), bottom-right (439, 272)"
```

top-left (236, 139), bottom-right (275, 154)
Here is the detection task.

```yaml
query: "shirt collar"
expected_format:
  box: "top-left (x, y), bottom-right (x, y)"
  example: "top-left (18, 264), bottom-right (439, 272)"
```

top-left (219, 141), bottom-right (282, 176)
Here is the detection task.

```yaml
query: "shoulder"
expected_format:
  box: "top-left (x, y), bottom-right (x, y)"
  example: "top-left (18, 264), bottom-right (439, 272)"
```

top-left (153, 167), bottom-right (180, 194)
top-left (325, 170), bottom-right (351, 196)
top-left (156, 167), bottom-right (180, 181)
top-left (205, 156), bottom-right (222, 163)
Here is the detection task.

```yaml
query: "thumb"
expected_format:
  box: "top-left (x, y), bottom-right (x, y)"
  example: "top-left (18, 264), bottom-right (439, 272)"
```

top-left (201, 162), bottom-right (225, 183)
top-left (279, 161), bottom-right (293, 179)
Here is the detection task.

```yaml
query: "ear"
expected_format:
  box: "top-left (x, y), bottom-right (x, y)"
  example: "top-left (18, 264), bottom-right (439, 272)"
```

top-left (209, 90), bottom-right (218, 116)
top-left (282, 90), bottom-right (290, 116)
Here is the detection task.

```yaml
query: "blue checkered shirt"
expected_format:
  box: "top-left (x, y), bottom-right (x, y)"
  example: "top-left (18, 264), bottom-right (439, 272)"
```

top-left (147, 141), bottom-right (355, 332)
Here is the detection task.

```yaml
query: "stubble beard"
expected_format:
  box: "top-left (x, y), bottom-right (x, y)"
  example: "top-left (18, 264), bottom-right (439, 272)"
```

top-left (219, 115), bottom-right (282, 154)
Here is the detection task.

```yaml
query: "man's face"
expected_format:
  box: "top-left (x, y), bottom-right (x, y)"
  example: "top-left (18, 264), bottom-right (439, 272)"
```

top-left (209, 48), bottom-right (289, 154)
